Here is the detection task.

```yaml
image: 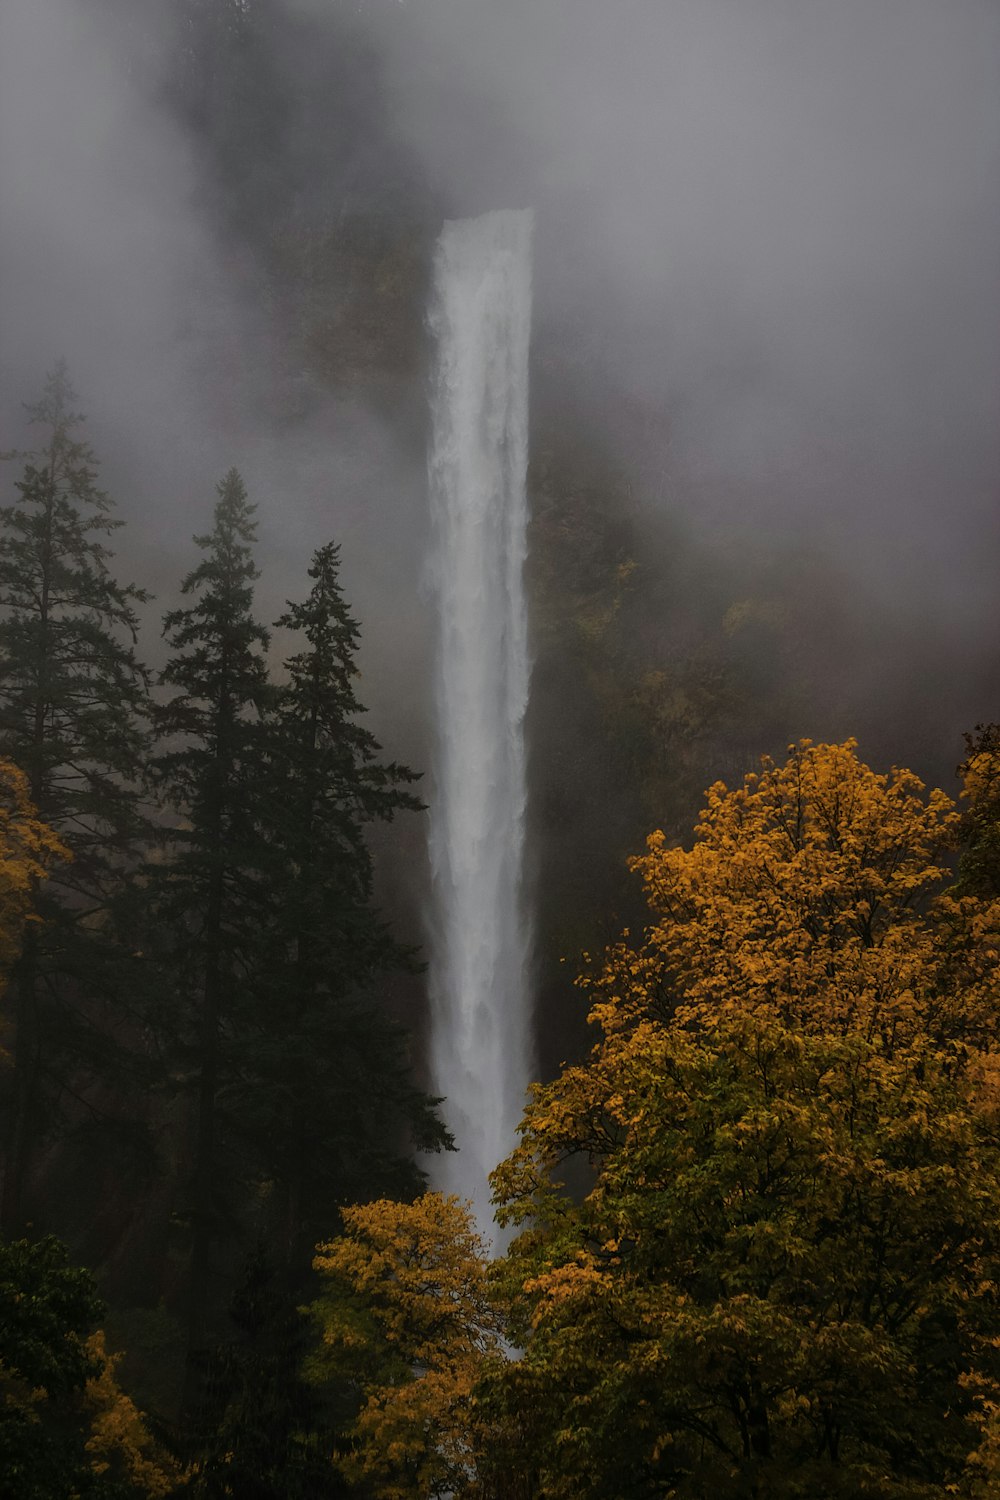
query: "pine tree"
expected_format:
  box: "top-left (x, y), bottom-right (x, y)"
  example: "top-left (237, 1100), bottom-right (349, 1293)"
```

top-left (191, 1244), bottom-right (341, 1499)
top-left (152, 467), bottom-right (271, 1405)
top-left (272, 541), bottom-right (423, 986)
top-left (239, 542), bottom-right (447, 1266)
top-left (0, 363), bottom-right (151, 1234)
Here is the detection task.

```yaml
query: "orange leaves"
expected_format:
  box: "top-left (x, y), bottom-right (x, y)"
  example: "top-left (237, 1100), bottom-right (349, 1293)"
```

top-left (314, 1192), bottom-right (497, 1365)
top-left (486, 740), bottom-right (1000, 1496)
top-left (0, 758), bottom-right (68, 984)
top-left (959, 726), bottom-right (1000, 816)
top-left (312, 1193), bottom-right (504, 1498)
top-left (84, 1331), bottom-right (186, 1496)
top-left (524, 1252), bottom-right (607, 1329)
top-left (616, 740), bottom-right (965, 1043)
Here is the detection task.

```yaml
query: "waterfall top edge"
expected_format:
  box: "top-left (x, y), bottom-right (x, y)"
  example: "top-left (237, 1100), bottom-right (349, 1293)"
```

top-left (439, 208), bottom-right (534, 250)
top-left (441, 208), bottom-right (534, 227)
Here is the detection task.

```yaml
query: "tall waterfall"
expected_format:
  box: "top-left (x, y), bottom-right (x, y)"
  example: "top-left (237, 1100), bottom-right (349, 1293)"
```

top-left (426, 210), bottom-right (534, 1243)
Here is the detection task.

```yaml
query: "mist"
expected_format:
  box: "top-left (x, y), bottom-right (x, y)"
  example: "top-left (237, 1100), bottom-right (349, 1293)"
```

top-left (2, 0), bottom-right (998, 787)
top-left (358, 0), bottom-right (998, 589)
top-left (0, 0), bottom-right (432, 752)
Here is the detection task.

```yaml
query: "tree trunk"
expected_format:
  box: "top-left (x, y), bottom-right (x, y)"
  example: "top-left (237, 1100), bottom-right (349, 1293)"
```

top-left (0, 930), bottom-right (40, 1236)
top-left (180, 862), bottom-right (224, 1422)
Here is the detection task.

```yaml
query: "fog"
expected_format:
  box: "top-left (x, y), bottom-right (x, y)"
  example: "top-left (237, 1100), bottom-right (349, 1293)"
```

top-left (353, 0), bottom-right (1000, 603)
top-left (0, 0), bottom-right (430, 723)
top-left (2, 0), bottom-right (999, 764)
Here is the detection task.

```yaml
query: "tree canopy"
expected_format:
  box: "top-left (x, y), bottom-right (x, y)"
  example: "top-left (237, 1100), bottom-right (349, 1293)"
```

top-left (311, 1193), bottom-right (505, 1500)
top-left (0, 366), bottom-right (153, 1234)
top-left (482, 742), bottom-right (1000, 1499)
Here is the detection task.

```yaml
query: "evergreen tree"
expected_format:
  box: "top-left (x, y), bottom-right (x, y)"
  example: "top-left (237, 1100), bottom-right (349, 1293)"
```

top-left (240, 542), bottom-right (447, 1266)
top-left (152, 467), bottom-right (270, 1405)
top-left (191, 1244), bottom-right (342, 1499)
top-left (0, 363), bottom-right (151, 1234)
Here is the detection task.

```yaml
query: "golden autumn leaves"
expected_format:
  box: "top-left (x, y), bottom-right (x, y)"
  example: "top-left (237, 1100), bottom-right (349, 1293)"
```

top-left (311, 1194), bottom-right (505, 1499)
top-left (315, 740), bottom-right (1000, 1498)
top-left (0, 759), bottom-right (67, 993)
top-left (621, 737), bottom-right (965, 1039)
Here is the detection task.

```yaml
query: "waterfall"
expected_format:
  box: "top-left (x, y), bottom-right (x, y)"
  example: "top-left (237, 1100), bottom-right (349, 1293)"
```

top-left (426, 210), bottom-right (534, 1244)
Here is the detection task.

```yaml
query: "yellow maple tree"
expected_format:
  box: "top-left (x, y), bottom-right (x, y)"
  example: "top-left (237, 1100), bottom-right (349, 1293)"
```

top-left (311, 1192), bottom-right (506, 1499)
top-left (84, 1330), bottom-right (186, 1496)
top-left (584, 737), bottom-right (999, 1047)
top-left (489, 741), bottom-right (1000, 1499)
top-left (0, 757), bottom-right (67, 987)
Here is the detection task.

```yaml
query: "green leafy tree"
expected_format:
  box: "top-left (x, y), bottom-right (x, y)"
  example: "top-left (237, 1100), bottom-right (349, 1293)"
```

top-left (152, 467), bottom-right (271, 1405)
top-left (492, 1018), bottom-right (1000, 1499)
top-left (0, 1233), bottom-right (178, 1497)
top-left (0, 363), bottom-right (151, 1233)
top-left (0, 1234), bottom-right (119, 1498)
top-left (237, 542), bottom-right (447, 1265)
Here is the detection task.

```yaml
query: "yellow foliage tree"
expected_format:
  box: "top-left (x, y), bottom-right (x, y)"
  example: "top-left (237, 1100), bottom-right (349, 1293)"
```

top-left (84, 1330), bottom-right (186, 1497)
top-left (0, 757), bottom-right (67, 991)
top-left (586, 737), bottom-right (998, 1047)
top-left (489, 741), bottom-right (1000, 1499)
top-left (956, 722), bottom-right (1000, 898)
top-left (311, 1193), bottom-right (506, 1500)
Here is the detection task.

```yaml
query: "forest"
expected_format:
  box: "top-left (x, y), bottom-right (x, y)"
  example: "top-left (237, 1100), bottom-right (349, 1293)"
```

top-left (2, 0), bottom-right (999, 1496)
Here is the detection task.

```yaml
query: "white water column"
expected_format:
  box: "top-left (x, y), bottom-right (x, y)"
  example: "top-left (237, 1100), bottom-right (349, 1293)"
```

top-left (426, 210), bottom-right (534, 1243)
